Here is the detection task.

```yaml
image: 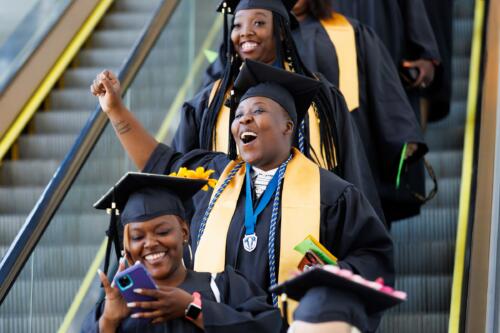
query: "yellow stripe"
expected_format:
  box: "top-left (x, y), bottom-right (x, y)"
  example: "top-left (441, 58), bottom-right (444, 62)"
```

top-left (0, 0), bottom-right (114, 163)
top-left (155, 15), bottom-right (223, 142)
top-left (448, 0), bottom-right (485, 332)
top-left (57, 239), bottom-right (107, 333)
top-left (58, 14), bottom-right (224, 333)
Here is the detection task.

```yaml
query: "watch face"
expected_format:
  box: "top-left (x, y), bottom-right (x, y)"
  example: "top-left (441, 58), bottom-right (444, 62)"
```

top-left (185, 303), bottom-right (202, 320)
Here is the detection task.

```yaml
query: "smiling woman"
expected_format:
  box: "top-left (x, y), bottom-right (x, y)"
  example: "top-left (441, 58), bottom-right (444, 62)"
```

top-left (231, 9), bottom-right (277, 65)
top-left (81, 172), bottom-right (282, 333)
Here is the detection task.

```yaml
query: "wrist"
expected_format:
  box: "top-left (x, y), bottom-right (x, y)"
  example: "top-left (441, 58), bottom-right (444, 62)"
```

top-left (105, 103), bottom-right (127, 117)
top-left (99, 315), bottom-right (121, 331)
top-left (185, 292), bottom-right (202, 321)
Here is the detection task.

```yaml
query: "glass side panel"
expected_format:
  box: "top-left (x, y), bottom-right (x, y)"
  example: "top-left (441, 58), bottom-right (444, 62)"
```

top-left (0, 0), bottom-right (221, 332)
top-left (0, 0), bottom-right (72, 91)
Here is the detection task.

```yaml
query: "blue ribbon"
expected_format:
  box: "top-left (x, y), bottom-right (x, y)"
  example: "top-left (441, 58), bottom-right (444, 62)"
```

top-left (244, 163), bottom-right (280, 236)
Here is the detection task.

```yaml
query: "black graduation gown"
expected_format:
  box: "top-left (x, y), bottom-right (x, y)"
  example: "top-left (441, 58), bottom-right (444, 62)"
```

top-left (294, 16), bottom-right (428, 222)
top-left (171, 74), bottom-right (385, 222)
top-left (422, 0), bottom-right (453, 121)
top-left (333, 0), bottom-right (441, 115)
top-left (142, 143), bottom-right (394, 332)
top-left (81, 267), bottom-right (282, 333)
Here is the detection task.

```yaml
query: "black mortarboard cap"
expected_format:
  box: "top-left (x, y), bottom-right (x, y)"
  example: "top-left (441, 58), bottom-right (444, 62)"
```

top-left (94, 172), bottom-right (207, 274)
top-left (217, 0), bottom-right (298, 22)
top-left (269, 267), bottom-right (405, 315)
top-left (233, 59), bottom-right (321, 125)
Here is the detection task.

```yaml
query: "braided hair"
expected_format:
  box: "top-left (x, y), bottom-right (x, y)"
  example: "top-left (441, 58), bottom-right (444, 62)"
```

top-left (202, 10), bottom-right (340, 172)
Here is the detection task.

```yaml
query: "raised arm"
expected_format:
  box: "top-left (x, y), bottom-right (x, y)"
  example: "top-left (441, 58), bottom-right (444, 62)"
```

top-left (91, 70), bottom-right (159, 171)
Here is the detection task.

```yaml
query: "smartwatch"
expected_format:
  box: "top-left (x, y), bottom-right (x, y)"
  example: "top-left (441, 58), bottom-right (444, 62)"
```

top-left (185, 292), bottom-right (202, 321)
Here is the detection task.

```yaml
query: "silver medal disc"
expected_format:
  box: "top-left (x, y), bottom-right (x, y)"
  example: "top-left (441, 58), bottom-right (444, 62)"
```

top-left (243, 233), bottom-right (258, 252)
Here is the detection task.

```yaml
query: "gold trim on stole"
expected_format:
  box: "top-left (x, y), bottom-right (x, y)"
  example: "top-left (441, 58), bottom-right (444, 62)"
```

top-left (320, 13), bottom-right (360, 111)
top-left (208, 79), bottom-right (233, 153)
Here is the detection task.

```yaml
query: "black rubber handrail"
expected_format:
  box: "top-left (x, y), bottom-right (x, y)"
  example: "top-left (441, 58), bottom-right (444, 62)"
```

top-left (0, 0), bottom-right (180, 304)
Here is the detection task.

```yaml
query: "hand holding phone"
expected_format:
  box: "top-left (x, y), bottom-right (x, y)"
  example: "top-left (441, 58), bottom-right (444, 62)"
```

top-left (97, 258), bottom-right (131, 327)
top-left (113, 263), bottom-right (158, 314)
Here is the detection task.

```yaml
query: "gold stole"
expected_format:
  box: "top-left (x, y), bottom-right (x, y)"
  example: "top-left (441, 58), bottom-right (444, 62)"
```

top-left (194, 149), bottom-right (321, 314)
top-left (320, 13), bottom-right (360, 111)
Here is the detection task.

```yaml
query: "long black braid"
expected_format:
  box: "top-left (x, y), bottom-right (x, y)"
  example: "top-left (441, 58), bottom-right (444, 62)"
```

top-left (278, 14), bottom-right (341, 172)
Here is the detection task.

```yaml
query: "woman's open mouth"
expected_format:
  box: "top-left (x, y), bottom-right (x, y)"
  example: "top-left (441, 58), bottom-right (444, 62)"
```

top-left (240, 131), bottom-right (258, 145)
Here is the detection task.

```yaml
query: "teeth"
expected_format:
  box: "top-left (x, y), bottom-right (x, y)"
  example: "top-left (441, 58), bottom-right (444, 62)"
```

top-left (241, 42), bottom-right (258, 51)
top-left (145, 252), bottom-right (166, 262)
top-left (240, 131), bottom-right (257, 140)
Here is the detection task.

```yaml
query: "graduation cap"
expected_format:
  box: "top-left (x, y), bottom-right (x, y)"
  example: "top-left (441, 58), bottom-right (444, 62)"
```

top-left (216, 0), bottom-right (298, 22)
top-left (233, 59), bottom-right (322, 126)
top-left (94, 172), bottom-right (207, 274)
top-left (269, 267), bottom-right (406, 323)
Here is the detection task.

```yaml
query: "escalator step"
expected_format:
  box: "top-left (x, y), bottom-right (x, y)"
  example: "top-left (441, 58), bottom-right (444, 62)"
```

top-left (112, 0), bottom-right (161, 13)
top-left (0, 214), bottom-right (105, 247)
top-left (49, 89), bottom-right (99, 109)
top-left (426, 177), bottom-right (461, 209)
top-left (425, 126), bottom-right (464, 151)
top-left (62, 67), bottom-right (118, 87)
top-left (392, 208), bottom-right (458, 242)
top-left (429, 101), bottom-right (466, 129)
top-left (99, 13), bottom-right (154, 30)
top-left (453, 19), bottom-right (473, 56)
top-left (426, 151), bottom-right (462, 178)
top-left (0, 314), bottom-right (64, 333)
top-left (390, 275), bottom-right (452, 313)
top-left (452, 78), bottom-right (470, 102)
top-left (77, 48), bottom-right (130, 67)
top-left (0, 159), bottom-right (59, 186)
top-left (454, 0), bottom-right (474, 18)
top-left (33, 111), bottom-right (92, 134)
top-left (395, 241), bottom-right (455, 275)
top-left (379, 313), bottom-right (448, 333)
top-left (18, 134), bottom-right (77, 159)
top-left (0, 186), bottom-right (45, 214)
top-left (0, 278), bottom-right (82, 315)
top-left (88, 29), bottom-right (141, 49)
top-left (452, 57), bottom-right (471, 82)
top-left (10, 245), bottom-right (105, 280)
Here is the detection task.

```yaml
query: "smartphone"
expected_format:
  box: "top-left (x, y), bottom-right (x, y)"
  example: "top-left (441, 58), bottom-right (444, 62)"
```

top-left (114, 263), bottom-right (158, 313)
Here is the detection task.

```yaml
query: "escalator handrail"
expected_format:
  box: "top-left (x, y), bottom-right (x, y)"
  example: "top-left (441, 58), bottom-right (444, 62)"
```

top-left (448, 0), bottom-right (488, 332)
top-left (0, 0), bottom-right (180, 305)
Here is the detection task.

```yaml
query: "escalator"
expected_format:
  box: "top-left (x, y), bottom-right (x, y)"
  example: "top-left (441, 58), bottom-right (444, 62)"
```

top-left (380, 0), bottom-right (479, 331)
top-left (0, 0), bottom-right (221, 331)
top-left (0, 0), bottom-right (490, 332)
top-left (0, 0), bottom-right (164, 257)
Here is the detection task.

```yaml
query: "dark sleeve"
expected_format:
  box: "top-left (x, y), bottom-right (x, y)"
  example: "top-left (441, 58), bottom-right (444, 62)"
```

top-left (200, 56), bottom-right (225, 89)
top-left (171, 85), bottom-right (213, 153)
top-left (398, 0), bottom-right (441, 61)
top-left (202, 267), bottom-right (283, 333)
top-left (320, 79), bottom-right (385, 221)
top-left (322, 185), bottom-right (394, 286)
top-left (143, 143), bottom-right (229, 177)
top-left (80, 301), bottom-right (103, 333)
top-left (357, 24), bottom-right (428, 177)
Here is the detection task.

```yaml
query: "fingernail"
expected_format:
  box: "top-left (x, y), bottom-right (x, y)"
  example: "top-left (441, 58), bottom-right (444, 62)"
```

top-left (127, 303), bottom-right (136, 307)
top-left (97, 269), bottom-right (102, 275)
top-left (131, 314), bottom-right (139, 319)
top-left (133, 289), bottom-right (142, 294)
